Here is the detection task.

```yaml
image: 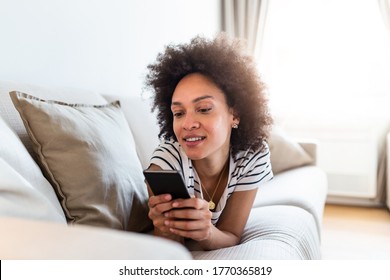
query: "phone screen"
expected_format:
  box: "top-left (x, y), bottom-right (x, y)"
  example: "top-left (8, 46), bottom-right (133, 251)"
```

top-left (143, 170), bottom-right (191, 199)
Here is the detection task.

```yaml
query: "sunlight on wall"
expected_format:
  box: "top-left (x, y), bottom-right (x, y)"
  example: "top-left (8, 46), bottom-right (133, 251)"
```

top-left (258, 0), bottom-right (390, 121)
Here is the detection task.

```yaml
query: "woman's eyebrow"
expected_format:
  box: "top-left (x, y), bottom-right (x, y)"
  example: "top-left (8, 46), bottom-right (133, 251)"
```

top-left (193, 95), bottom-right (214, 103)
top-left (171, 95), bottom-right (214, 106)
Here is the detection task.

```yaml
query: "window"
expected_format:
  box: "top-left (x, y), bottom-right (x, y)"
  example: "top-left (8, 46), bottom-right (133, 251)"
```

top-left (259, 0), bottom-right (390, 119)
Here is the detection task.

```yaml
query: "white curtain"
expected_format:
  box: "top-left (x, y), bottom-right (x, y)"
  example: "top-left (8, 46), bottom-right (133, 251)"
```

top-left (378, 0), bottom-right (390, 208)
top-left (222, 0), bottom-right (269, 58)
top-left (378, 0), bottom-right (390, 37)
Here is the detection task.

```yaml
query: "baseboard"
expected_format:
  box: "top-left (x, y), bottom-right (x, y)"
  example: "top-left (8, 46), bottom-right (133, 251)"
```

top-left (326, 195), bottom-right (386, 208)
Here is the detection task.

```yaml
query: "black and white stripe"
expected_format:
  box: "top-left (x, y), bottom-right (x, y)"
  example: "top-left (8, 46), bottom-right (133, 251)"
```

top-left (149, 139), bottom-right (273, 225)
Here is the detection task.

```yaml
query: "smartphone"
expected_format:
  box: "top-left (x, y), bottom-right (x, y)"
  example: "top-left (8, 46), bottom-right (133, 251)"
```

top-left (143, 169), bottom-right (191, 199)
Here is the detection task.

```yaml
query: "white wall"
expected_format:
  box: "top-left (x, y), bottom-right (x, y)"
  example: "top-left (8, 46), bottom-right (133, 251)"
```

top-left (0, 0), bottom-right (221, 97)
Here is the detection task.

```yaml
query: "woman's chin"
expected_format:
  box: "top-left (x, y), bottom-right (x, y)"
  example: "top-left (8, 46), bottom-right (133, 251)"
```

top-left (183, 149), bottom-right (206, 161)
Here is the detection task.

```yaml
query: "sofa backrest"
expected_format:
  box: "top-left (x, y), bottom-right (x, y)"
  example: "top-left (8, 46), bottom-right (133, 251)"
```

top-left (103, 94), bottom-right (161, 169)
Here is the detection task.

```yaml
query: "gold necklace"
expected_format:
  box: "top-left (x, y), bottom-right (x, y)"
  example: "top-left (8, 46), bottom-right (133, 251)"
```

top-left (200, 161), bottom-right (228, 211)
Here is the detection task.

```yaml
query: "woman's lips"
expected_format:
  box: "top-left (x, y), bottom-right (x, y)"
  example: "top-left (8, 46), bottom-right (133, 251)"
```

top-left (185, 136), bottom-right (205, 142)
top-left (183, 136), bottom-right (206, 146)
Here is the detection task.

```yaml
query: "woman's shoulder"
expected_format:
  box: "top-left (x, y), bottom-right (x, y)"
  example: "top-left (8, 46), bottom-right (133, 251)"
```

top-left (153, 139), bottom-right (184, 157)
top-left (233, 141), bottom-right (270, 164)
top-left (154, 139), bottom-right (180, 151)
top-left (151, 139), bottom-right (186, 170)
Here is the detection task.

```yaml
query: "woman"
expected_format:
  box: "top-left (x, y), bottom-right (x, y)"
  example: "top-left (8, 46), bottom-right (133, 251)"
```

top-left (145, 34), bottom-right (273, 250)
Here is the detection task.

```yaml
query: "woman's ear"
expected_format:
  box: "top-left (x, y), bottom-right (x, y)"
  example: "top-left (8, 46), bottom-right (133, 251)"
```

top-left (230, 107), bottom-right (240, 127)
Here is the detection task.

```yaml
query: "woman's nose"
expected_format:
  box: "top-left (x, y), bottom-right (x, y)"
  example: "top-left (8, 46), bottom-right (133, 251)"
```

top-left (182, 113), bottom-right (200, 130)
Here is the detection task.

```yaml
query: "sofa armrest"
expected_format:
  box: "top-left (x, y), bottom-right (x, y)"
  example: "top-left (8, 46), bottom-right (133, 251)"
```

top-left (297, 139), bottom-right (318, 166)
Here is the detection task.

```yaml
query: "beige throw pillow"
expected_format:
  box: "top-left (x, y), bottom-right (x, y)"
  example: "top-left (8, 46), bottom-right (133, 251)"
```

top-left (10, 91), bottom-right (152, 232)
top-left (268, 126), bottom-right (313, 174)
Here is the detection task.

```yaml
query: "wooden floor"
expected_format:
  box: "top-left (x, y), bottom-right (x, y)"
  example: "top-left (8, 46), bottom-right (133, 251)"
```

top-left (321, 204), bottom-right (390, 259)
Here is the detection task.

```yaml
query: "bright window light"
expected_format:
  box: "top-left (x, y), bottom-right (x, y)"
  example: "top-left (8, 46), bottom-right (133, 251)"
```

top-left (259, 0), bottom-right (390, 119)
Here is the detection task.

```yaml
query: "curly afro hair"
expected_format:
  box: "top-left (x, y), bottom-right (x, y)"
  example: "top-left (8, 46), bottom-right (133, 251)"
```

top-left (145, 33), bottom-right (272, 157)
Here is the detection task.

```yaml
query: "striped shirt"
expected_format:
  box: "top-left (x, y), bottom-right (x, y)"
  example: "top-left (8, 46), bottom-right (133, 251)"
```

top-left (149, 139), bottom-right (273, 225)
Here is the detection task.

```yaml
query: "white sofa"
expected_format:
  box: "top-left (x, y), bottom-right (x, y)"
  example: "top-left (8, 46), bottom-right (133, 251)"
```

top-left (0, 81), bottom-right (328, 259)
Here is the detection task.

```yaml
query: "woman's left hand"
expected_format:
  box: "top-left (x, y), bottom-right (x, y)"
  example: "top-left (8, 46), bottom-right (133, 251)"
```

top-left (163, 197), bottom-right (213, 241)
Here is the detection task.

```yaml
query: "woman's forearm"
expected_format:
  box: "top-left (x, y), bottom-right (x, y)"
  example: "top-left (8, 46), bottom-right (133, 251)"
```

top-left (197, 226), bottom-right (240, 251)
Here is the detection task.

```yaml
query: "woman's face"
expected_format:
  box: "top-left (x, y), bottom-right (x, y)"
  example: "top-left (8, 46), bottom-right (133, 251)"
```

top-left (171, 73), bottom-right (238, 162)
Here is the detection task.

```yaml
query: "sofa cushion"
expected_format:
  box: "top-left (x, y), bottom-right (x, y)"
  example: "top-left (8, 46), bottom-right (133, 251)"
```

top-left (10, 91), bottom-right (152, 232)
top-left (269, 126), bottom-right (314, 174)
top-left (0, 158), bottom-right (66, 223)
top-left (0, 116), bottom-right (66, 222)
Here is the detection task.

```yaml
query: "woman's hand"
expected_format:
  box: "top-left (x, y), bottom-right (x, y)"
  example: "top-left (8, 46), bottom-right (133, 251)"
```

top-left (148, 194), bottom-right (175, 235)
top-left (163, 197), bottom-right (213, 242)
top-left (148, 195), bottom-right (213, 242)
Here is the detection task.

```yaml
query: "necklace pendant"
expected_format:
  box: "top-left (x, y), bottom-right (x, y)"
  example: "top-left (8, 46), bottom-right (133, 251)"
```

top-left (208, 200), bottom-right (216, 210)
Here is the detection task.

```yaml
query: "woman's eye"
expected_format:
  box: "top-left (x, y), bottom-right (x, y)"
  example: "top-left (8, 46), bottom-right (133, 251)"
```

top-left (198, 107), bottom-right (212, 113)
top-left (173, 111), bottom-right (184, 118)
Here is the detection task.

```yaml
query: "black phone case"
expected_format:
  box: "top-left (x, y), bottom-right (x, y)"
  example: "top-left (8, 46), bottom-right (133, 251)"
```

top-left (143, 170), bottom-right (191, 199)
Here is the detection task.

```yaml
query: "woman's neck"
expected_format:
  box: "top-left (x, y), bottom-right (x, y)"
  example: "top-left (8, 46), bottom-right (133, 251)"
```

top-left (194, 154), bottom-right (230, 208)
top-left (193, 153), bottom-right (230, 181)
